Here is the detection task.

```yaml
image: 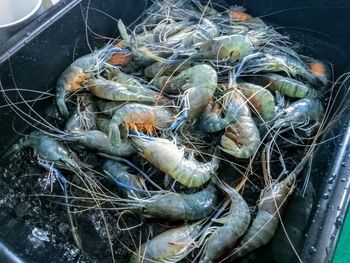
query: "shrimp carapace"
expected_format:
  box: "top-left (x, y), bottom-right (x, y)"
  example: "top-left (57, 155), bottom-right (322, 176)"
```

top-left (108, 51), bottom-right (132, 66)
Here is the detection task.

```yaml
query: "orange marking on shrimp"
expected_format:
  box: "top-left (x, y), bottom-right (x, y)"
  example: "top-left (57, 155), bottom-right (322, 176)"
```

top-left (310, 62), bottom-right (325, 77)
top-left (124, 112), bottom-right (156, 134)
top-left (236, 85), bottom-right (263, 111)
top-left (109, 53), bottom-right (132, 65)
top-left (229, 11), bottom-right (252, 21)
top-left (67, 73), bottom-right (88, 92)
top-left (247, 96), bottom-right (262, 112)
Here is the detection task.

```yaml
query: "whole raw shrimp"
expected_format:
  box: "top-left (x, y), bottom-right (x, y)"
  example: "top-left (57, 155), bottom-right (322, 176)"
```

top-left (151, 20), bottom-right (192, 44)
top-left (251, 73), bottom-right (319, 99)
top-left (154, 64), bottom-right (217, 129)
top-left (235, 48), bottom-right (321, 86)
top-left (199, 87), bottom-right (251, 133)
top-left (108, 103), bottom-right (175, 146)
top-left (104, 67), bottom-right (164, 101)
top-left (138, 183), bottom-right (218, 221)
top-left (103, 159), bottom-right (145, 198)
top-left (162, 18), bottom-right (220, 49)
top-left (56, 45), bottom-right (126, 117)
top-left (198, 184), bottom-right (251, 263)
top-left (66, 130), bottom-right (135, 157)
top-left (4, 131), bottom-right (79, 170)
top-left (87, 77), bottom-right (161, 104)
top-left (129, 220), bottom-right (205, 263)
top-left (220, 116), bottom-right (261, 159)
top-left (272, 98), bottom-right (325, 136)
top-left (232, 173), bottom-right (295, 259)
top-left (131, 135), bottom-right (219, 188)
top-left (190, 34), bottom-right (254, 62)
top-left (230, 137), bottom-right (306, 260)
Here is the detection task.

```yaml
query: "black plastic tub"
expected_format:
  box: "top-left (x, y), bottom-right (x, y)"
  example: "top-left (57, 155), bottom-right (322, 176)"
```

top-left (0, 0), bottom-right (350, 262)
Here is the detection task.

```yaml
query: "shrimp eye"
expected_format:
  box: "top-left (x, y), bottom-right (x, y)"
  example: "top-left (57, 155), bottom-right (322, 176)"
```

top-left (141, 207), bottom-right (148, 214)
top-left (194, 47), bottom-right (200, 51)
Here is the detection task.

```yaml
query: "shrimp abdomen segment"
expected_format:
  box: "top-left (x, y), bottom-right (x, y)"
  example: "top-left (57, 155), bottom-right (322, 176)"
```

top-left (238, 82), bottom-right (276, 121)
top-left (173, 157), bottom-right (219, 187)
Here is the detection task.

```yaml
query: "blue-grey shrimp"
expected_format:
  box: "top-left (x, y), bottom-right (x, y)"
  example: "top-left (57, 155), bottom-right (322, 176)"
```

top-left (56, 46), bottom-right (124, 117)
top-left (131, 135), bottom-right (219, 188)
top-left (65, 130), bottom-right (135, 157)
top-left (198, 184), bottom-right (251, 263)
top-left (129, 220), bottom-right (205, 263)
top-left (104, 67), bottom-right (160, 99)
top-left (231, 173), bottom-right (295, 260)
top-left (272, 98), bottom-right (325, 136)
top-left (229, 136), bottom-right (314, 260)
top-left (190, 34), bottom-right (254, 62)
top-left (154, 64), bottom-right (217, 129)
top-left (138, 183), bottom-right (218, 221)
top-left (87, 77), bottom-right (161, 104)
top-left (163, 18), bottom-right (220, 49)
top-left (103, 159), bottom-right (145, 198)
top-left (237, 82), bottom-right (276, 121)
top-left (235, 49), bottom-right (320, 86)
top-left (151, 20), bottom-right (192, 43)
top-left (4, 131), bottom-right (79, 170)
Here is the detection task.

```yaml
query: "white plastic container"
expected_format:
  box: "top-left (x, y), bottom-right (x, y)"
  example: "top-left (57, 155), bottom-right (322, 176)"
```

top-left (0, 0), bottom-right (43, 43)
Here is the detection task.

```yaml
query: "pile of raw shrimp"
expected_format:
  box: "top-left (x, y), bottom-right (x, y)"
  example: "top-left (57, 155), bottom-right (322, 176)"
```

top-left (6, 1), bottom-right (337, 262)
